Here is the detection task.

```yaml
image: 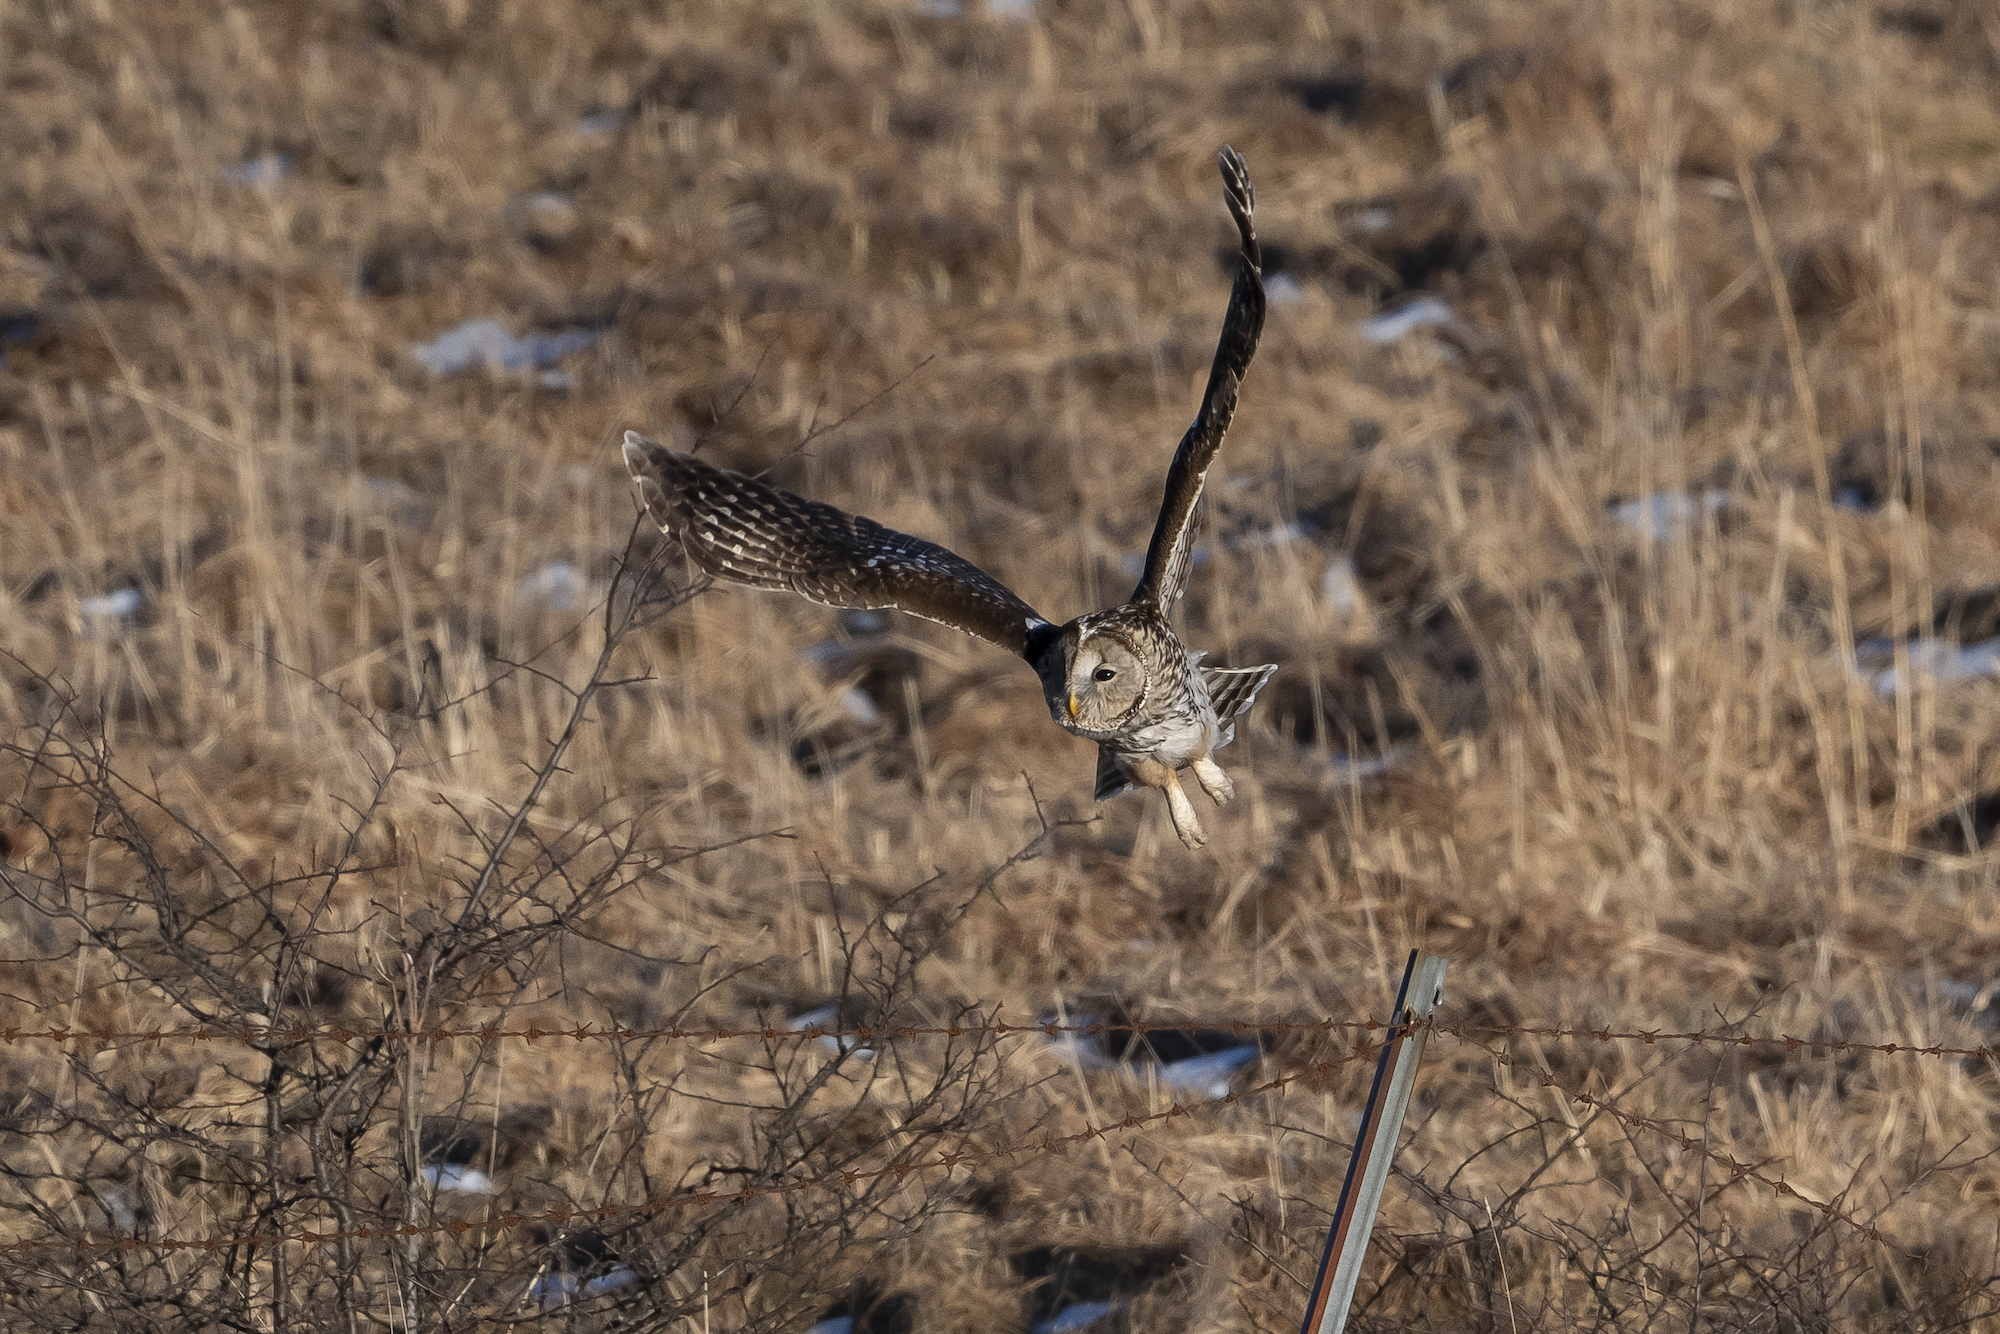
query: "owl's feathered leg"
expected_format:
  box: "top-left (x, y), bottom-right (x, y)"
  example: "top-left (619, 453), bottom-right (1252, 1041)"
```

top-left (1127, 757), bottom-right (1209, 849)
top-left (1189, 756), bottom-right (1235, 806)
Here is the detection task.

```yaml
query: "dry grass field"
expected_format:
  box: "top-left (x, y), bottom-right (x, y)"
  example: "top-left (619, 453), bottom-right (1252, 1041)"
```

top-left (4, 0), bottom-right (2000, 1329)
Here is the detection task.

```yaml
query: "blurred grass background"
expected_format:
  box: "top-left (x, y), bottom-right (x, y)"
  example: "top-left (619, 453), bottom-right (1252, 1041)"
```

top-left (3, 0), bottom-right (2000, 1328)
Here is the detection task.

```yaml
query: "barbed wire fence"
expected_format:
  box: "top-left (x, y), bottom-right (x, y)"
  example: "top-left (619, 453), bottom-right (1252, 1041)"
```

top-left (1, 1015), bottom-right (1992, 1063)
top-left (5, 561), bottom-right (2000, 1331)
top-left (3, 1005), bottom-right (1996, 1322)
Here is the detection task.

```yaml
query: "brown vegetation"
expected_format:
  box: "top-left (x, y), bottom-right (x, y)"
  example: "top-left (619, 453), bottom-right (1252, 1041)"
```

top-left (3, 0), bottom-right (2000, 1329)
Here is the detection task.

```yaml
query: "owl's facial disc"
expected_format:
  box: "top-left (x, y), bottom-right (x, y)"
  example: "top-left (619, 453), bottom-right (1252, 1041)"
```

top-left (1063, 634), bottom-right (1146, 729)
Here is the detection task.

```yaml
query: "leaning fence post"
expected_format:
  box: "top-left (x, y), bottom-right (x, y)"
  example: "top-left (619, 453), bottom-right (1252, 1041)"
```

top-left (1299, 949), bottom-right (1450, 1334)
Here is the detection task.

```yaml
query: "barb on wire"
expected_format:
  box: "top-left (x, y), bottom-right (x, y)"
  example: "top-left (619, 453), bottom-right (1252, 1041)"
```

top-left (1, 1030), bottom-right (1394, 1259)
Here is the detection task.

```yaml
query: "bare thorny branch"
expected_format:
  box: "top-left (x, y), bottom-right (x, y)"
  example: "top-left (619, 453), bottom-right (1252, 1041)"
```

top-left (0, 531), bottom-right (1054, 1332)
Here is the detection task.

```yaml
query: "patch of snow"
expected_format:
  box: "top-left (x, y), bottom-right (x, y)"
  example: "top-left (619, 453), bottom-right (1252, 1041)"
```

top-left (77, 587), bottom-right (142, 637)
top-left (530, 1272), bottom-right (578, 1308)
top-left (220, 152), bottom-right (290, 190)
top-left (1033, 1301), bottom-right (1122, 1334)
top-left (422, 1163), bottom-right (494, 1194)
top-left (840, 687), bottom-right (882, 727)
top-left (1049, 1016), bottom-right (1121, 1072)
top-left (514, 190), bottom-right (575, 218)
top-left (1049, 1017), bottom-right (1259, 1098)
top-left (1360, 296), bottom-right (1453, 344)
top-left (100, 1187), bottom-right (138, 1233)
top-left (790, 1005), bottom-right (875, 1060)
top-left (988, 0), bottom-right (1036, 14)
top-left (1330, 747), bottom-right (1406, 783)
top-left (516, 560), bottom-right (606, 612)
top-left (509, 192), bottom-right (580, 246)
top-left (840, 610), bottom-right (890, 635)
top-left (1234, 521), bottom-right (1317, 551)
top-left (1926, 977), bottom-right (1997, 1025)
top-left (529, 1264), bottom-right (637, 1310)
top-left (1156, 1044), bottom-right (1260, 1098)
top-left (1608, 490), bottom-right (1729, 540)
top-left (1265, 272), bottom-right (1306, 304)
top-left (410, 317), bottom-right (600, 377)
top-left (1355, 206), bottom-right (1395, 233)
top-left (1322, 557), bottom-right (1360, 615)
top-left (1868, 638), bottom-right (2000, 696)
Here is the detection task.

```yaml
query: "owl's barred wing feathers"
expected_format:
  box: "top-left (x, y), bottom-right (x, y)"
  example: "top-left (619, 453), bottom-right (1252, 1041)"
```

top-left (1133, 145), bottom-right (1267, 613)
top-left (623, 433), bottom-right (1054, 658)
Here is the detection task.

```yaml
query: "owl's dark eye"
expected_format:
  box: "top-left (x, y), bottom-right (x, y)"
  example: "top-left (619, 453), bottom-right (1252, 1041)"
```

top-left (1092, 667), bottom-right (1117, 682)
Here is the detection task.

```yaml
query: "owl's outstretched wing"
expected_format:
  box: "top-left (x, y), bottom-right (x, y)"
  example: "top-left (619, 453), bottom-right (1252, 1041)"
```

top-left (623, 433), bottom-right (1055, 659)
top-left (1131, 146), bottom-right (1267, 614)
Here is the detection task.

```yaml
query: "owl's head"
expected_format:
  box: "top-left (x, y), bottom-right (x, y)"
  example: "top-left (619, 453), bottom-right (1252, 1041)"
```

top-left (1042, 626), bottom-right (1148, 731)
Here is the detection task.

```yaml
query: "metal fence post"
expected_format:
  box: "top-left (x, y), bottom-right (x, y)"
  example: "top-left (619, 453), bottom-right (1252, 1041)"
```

top-left (1299, 949), bottom-right (1450, 1334)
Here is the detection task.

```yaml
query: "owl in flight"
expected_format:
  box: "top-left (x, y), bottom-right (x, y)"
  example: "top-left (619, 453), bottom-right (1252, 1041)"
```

top-left (624, 147), bottom-right (1274, 848)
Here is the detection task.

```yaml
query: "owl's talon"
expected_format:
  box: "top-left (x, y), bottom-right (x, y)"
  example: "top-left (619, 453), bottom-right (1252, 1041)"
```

top-left (1191, 757), bottom-right (1235, 806)
top-left (1168, 803), bottom-right (1209, 849)
top-left (1159, 772), bottom-right (1210, 848)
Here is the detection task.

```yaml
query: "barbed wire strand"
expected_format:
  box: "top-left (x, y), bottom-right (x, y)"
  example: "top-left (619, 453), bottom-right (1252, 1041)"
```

top-left (0, 1031), bottom-right (1396, 1260)
top-left (8, 1015), bottom-right (1996, 1266)
top-left (0, 1016), bottom-right (1991, 1061)
top-left (0, 1016), bottom-right (1382, 1050)
top-left (1441, 1021), bottom-right (1998, 1064)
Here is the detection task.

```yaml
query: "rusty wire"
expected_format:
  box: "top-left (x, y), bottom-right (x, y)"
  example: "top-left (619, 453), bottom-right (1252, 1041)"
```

top-left (5, 1010), bottom-right (1995, 1260)
top-left (0, 1016), bottom-right (1990, 1060)
top-left (1440, 1021), bottom-right (1998, 1063)
top-left (0, 1015), bottom-right (1380, 1050)
top-left (0, 1030), bottom-right (1395, 1259)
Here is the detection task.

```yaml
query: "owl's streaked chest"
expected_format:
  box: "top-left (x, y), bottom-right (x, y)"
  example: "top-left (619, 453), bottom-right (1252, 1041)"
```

top-left (1117, 712), bottom-right (1217, 766)
top-left (1100, 659), bottom-right (1219, 763)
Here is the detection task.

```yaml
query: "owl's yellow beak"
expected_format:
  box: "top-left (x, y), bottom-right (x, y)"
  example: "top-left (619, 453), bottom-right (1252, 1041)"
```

top-left (1066, 693), bottom-right (1079, 721)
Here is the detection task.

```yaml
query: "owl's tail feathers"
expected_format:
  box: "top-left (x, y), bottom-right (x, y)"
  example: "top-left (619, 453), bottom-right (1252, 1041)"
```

top-left (1093, 747), bottom-right (1137, 802)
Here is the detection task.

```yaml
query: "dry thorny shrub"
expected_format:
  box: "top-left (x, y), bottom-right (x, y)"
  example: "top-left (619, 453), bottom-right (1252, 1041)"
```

top-left (0, 565), bottom-right (1023, 1330)
top-left (3, 0), bottom-right (2000, 1330)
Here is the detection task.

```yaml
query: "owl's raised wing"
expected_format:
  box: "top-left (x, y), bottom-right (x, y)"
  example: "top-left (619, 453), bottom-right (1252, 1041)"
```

top-left (623, 433), bottom-right (1055, 659)
top-left (1131, 146), bottom-right (1267, 614)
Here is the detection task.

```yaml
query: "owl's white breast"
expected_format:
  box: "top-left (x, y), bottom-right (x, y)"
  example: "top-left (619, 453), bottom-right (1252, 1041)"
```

top-left (1120, 713), bottom-right (1217, 767)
